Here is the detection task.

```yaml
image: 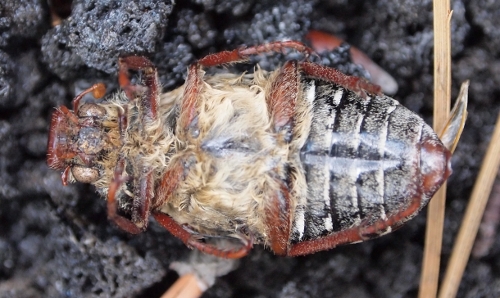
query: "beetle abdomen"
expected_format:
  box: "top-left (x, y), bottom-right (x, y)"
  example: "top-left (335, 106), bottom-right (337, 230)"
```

top-left (292, 80), bottom-right (450, 243)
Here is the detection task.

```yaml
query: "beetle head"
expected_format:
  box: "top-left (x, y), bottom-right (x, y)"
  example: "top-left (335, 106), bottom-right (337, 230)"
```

top-left (47, 103), bottom-right (110, 185)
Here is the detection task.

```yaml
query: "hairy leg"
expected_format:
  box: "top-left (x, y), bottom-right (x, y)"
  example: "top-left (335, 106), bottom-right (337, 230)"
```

top-left (300, 61), bottom-right (382, 99)
top-left (118, 56), bottom-right (160, 120)
top-left (263, 60), bottom-right (300, 255)
top-left (153, 212), bottom-right (253, 259)
top-left (287, 192), bottom-right (424, 256)
top-left (197, 41), bottom-right (314, 67)
top-left (106, 157), bottom-right (143, 234)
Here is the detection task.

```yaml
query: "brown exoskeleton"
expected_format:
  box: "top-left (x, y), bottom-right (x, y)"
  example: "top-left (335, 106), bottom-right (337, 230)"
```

top-left (47, 41), bottom-right (452, 258)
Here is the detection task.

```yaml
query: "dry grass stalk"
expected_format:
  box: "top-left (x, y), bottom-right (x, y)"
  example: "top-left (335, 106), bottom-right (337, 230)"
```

top-left (438, 112), bottom-right (500, 298)
top-left (161, 273), bottom-right (203, 298)
top-left (419, 0), bottom-right (452, 297)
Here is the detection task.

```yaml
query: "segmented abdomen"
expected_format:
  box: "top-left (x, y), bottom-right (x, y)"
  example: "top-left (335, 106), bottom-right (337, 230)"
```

top-left (292, 80), bottom-right (435, 243)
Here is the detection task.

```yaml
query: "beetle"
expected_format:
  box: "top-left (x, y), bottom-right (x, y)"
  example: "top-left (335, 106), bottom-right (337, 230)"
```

top-left (47, 41), bottom-right (451, 258)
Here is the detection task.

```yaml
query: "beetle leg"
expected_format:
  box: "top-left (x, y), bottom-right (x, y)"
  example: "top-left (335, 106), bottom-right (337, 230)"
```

top-left (287, 225), bottom-right (367, 256)
top-left (265, 182), bottom-right (292, 256)
top-left (118, 56), bottom-right (159, 120)
top-left (305, 30), bottom-right (398, 95)
top-left (187, 232), bottom-right (253, 259)
top-left (300, 61), bottom-right (382, 99)
top-left (58, 105), bottom-right (79, 124)
top-left (154, 162), bottom-right (185, 208)
top-left (197, 41), bottom-right (314, 67)
top-left (261, 61), bottom-right (299, 255)
top-left (152, 212), bottom-right (253, 259)
top-left (106, 157), bottom-right (143, 234)
top-left (130, 168), bottom-right (154, 229)
top-left (267, 60), bottom-right (299, 136)
top-left (177, 64), bottom-right (202, 136)
top-left (286, 192), bottom-right (425, 256)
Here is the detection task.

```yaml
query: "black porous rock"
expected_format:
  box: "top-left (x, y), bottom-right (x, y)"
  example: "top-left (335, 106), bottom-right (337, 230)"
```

top-left (0, 0), bottom-right (49, 47)
top-left (41, 0), bottom-right (174, 80)
top-left (1, 0), bottom-right (499, 297)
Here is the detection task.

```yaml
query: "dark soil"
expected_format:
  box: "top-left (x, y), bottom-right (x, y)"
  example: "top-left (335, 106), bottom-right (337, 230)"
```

top-left (0, 0), bottom-right (498, 297)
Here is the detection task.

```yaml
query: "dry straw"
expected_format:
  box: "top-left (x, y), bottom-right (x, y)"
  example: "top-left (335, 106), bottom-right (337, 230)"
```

top-left (419, 0), bottom-right (452, 296)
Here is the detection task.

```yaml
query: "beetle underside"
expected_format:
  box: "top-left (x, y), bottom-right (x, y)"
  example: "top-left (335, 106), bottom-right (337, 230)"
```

top-left (47, 41), bottom-right (451, 258)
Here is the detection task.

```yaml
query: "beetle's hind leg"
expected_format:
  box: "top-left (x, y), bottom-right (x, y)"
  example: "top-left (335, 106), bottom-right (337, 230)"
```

top-left (153, 212), bottom-right (253, 259)
top-left (300, 61), bottom-right (382, 98)
top-left (286, 192), bottom-right (425, 257)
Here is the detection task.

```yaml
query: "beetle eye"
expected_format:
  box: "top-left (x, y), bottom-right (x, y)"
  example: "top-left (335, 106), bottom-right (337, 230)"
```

top-left (78, 103), bottom-right (106, 118)
top-left (71, 165), bottom-right (100, 183)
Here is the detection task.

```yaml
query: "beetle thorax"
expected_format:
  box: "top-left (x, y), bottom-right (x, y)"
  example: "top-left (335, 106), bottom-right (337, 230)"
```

top-left (160, 70), bottom-right (292, 242)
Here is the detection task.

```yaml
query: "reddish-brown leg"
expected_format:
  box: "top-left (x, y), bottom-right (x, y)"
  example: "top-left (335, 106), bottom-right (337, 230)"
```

top-left (154, 162), bottom-right (185, 208)
top-left (265, 183), bottom-right (292, 256)
top-left (111, 56), bottom-right (162, 232)
top-left (263, 60), bottom-right (300, 255)
top-left (267, 60), bottom-right (299, 133)
top-left (152, 212), bottom-right (253, 259)
top-left (197, 41), bottom-right (315, 67)
top-left (300, 61), bottom-right (382, 99)
top-left (130, 169), bottom-right (154, 228)
top-left (118, 56), bottom-right (159, 120)
top-left (177, 64), bottom-right (203, 137)
top-left (106, 157), bottom-right (143, 234)
top-left (154, 160), bottom-right (252, 258)
top-left (193, 42), bottom-right (318, 133)
top-left (58, 105), bottom-right (79, 124)
top-left (305, 30), bottom-right (398, 95)
top-left (287, 192), bottom-right (425, 256)
top-left (187, 233), bottom-right (252, 259)
top-left (154, 59), bottom-right (206, 203)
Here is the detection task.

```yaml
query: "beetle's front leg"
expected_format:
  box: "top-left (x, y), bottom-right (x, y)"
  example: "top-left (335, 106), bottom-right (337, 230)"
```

top-left (197, 41), bottom-right (314, 67)
top-left (107, 157), bottom-right (153, 234)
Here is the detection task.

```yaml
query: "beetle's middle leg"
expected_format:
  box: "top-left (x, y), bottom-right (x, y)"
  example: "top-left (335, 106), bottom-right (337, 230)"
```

top-left (107, 157), bottom-right (153, 234)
